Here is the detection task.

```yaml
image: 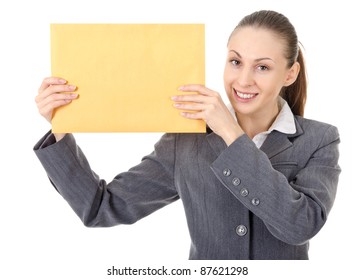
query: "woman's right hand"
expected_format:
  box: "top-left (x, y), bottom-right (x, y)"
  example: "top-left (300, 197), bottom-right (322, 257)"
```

top-left (35, 77), bottom-right (78, 141)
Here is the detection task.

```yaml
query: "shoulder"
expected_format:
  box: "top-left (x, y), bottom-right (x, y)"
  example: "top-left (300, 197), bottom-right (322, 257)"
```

top-left (294, 116), bottom-right (340, 145)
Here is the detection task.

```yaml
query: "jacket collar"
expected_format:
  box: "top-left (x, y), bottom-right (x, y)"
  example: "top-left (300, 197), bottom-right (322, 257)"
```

top-left (260, 117), bottom-right (303, 159)
top-left (206, 116), bottom-right (304, 159)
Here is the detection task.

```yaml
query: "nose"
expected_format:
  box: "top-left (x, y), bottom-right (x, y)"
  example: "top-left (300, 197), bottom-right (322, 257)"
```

top-left (237, 67), bottom-right (255, 88)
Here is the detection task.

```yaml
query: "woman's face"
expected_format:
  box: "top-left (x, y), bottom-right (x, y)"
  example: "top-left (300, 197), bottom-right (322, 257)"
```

top-left (224, 26), bottom-right (299, 119)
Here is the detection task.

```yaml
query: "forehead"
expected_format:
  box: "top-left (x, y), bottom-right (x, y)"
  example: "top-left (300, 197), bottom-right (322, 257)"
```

top-left (228, 27), bottom-right (286, 60)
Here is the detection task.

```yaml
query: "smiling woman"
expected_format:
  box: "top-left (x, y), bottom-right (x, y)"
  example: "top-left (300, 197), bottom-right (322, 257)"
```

top-left (34, 10), bottom-right (340, 260)
top-left (224, 26), bottom-right (301, 139)
top-left (233, 10), bottom-right (306, 114)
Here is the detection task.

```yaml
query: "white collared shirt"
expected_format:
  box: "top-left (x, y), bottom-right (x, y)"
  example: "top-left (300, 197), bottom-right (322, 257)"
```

top-left (227, 97), bottom-right (296, 148)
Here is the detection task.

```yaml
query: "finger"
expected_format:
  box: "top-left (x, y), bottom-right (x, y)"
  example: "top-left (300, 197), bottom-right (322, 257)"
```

top-left (38, 77), bottom-right (67, 93)
top-left (40, 93), bottom-right (77, 111)
top-left (36, 84), bottom-right (77, 103)
top-left (171, 94), bottom-right (208, 103)
top-left (37, 92), bottom-right (78, 109)
top-left (180, 111), bottom-right (205, 120)
top-left (173, 102), bottom-right (205, 111)
top-left (178, 84), bottom-right (216, 96)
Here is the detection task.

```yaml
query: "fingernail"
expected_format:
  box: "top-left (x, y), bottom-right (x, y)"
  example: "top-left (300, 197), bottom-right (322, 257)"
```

top-left (69, 85), bottom-right (76, 90)
top-left (171, 96), bottom-right (178, 101)
top-left (70, 93), bottom-right (78, 98)
top-left (178, 86), bottom-right (185, 90)
top-left (59, 79), bottom-right (66, 84)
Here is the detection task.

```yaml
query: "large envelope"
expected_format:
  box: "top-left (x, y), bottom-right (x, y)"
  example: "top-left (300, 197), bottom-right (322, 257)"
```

top-left (50, 24), bottom-right (205, 133)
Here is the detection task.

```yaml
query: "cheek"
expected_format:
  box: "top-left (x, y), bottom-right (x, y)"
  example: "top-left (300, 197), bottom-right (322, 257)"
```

top-left (257, 73), bottom-right (284, 94)
top-left (261, 82), bottom-right (284, 100)
top-left (223, 65), bottom-right (234, 89)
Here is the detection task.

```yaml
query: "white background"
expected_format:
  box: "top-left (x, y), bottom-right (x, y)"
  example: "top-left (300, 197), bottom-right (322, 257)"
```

top-left (0, 0), bottom-right (353, 279)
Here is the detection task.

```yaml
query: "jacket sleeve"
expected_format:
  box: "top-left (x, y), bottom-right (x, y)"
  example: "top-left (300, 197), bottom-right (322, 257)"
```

top-left (210, 126), bottom-right (341, 245)
top-left (34, 132), bottom-right (179, 227)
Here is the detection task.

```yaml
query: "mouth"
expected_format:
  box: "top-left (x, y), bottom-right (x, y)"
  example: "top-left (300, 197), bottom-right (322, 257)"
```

top-left (233, 89), bottom-right (258, 102)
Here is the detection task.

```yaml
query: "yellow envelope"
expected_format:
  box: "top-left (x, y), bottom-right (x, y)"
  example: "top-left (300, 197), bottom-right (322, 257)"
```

top-left (51, 24), bottom-right (205, 133)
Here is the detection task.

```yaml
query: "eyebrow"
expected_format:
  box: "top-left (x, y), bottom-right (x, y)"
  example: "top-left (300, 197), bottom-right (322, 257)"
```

top-left (229, 50), bottom-right (275, 63)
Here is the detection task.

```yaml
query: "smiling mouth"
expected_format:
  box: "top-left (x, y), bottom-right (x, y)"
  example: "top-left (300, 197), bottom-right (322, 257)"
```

top-left (233, 89), bottom-right (258, 100)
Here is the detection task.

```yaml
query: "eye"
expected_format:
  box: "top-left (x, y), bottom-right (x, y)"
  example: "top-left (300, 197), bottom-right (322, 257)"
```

top-left (257, 65), bottom-right (269, 71)
top-left (230, 59), bottom-right (240, 66)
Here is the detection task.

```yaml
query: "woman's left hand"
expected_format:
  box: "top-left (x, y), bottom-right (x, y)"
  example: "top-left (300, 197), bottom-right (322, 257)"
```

top-left (172, 84), bottom-right (244, 146)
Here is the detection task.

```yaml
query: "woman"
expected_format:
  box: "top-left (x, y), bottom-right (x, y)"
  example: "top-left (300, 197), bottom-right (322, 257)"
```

top-left (34, 10), bottom-right (340, 259)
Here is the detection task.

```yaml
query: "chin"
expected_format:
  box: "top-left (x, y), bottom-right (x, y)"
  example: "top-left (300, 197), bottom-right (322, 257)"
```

top-left (232, 101), bottom-right (258, 117)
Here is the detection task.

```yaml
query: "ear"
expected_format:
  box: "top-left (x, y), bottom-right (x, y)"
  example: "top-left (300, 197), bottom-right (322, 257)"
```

top-left (284, 62), bottom-right (300, 87)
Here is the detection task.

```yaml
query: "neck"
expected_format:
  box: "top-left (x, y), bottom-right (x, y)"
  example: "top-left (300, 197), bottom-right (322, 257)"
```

top-left (236, 103), bottom-right (280, 139)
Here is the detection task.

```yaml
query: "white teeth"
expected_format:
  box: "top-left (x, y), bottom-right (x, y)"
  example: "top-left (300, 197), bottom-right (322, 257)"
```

top-left (236, 91), bottom-right (255, 99)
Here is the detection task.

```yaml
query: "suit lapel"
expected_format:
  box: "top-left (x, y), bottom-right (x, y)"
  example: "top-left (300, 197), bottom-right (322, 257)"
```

top-left (260, 117), bottom-right (303, 159)
top-left (259, 131), bottom-right (293, 159)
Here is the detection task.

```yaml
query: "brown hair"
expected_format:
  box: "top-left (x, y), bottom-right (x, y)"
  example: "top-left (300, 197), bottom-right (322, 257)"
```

top-left (229, 10), bottom-right (307, 116)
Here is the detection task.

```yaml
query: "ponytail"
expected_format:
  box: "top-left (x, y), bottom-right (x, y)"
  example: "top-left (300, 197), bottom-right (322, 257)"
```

top-left (281, 46), bottom-right (307, 117)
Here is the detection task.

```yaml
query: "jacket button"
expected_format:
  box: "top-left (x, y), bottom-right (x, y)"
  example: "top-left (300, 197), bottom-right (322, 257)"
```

top-left (240, 188), bottom-right (249, 197)
top-left (251, 198), bottom-right (260, 206)
top-left (232, 177), bottom-right (241, 186)
top-left (223, 169), bottom-right (231, 177)
top-left (235, 225), bottom-right (247, 236)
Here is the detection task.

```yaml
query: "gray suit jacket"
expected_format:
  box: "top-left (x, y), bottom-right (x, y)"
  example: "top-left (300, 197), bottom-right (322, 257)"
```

top-left (34, 116), bottom-right (340, 260)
